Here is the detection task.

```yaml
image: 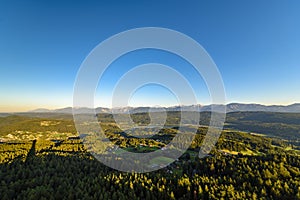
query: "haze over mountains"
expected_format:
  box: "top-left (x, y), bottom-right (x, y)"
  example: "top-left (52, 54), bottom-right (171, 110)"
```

top-left (28, 103), bottom-right (300, 114)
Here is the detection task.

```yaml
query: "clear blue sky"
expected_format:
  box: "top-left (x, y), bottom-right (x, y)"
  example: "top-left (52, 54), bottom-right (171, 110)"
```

top-left (0, 0), bottom-right (299, 111)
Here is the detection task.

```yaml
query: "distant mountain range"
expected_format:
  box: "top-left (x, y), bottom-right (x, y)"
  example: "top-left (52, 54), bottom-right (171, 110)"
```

top-left (29, 103), bottom-right (300, 114)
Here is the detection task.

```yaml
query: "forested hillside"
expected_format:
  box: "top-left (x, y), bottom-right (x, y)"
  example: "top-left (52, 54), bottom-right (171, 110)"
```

top-left (0, 112), bottom-right (299, 199)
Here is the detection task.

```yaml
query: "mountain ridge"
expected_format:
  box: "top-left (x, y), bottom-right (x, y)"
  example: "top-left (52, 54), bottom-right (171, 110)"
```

top-left (28, 103), bottom-right (300, 114)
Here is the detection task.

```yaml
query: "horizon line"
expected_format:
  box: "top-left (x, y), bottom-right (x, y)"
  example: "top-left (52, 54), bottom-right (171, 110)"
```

top-left (1, 102), bottom-right (299, 113)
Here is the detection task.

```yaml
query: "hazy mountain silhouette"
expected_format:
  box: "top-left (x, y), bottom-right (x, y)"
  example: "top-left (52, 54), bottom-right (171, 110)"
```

top-left (28, 103), bottom-right (300, 114)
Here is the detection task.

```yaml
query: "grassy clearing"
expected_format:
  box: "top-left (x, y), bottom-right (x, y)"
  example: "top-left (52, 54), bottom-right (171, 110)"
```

top-left (150, 156), bottom-right (174, 165)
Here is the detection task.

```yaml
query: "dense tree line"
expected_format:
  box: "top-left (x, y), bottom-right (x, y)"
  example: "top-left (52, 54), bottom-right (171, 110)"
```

top-left (0, 113), bottom-right (299, 199)
top-left (0, 137), bottom-right (299, 199)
